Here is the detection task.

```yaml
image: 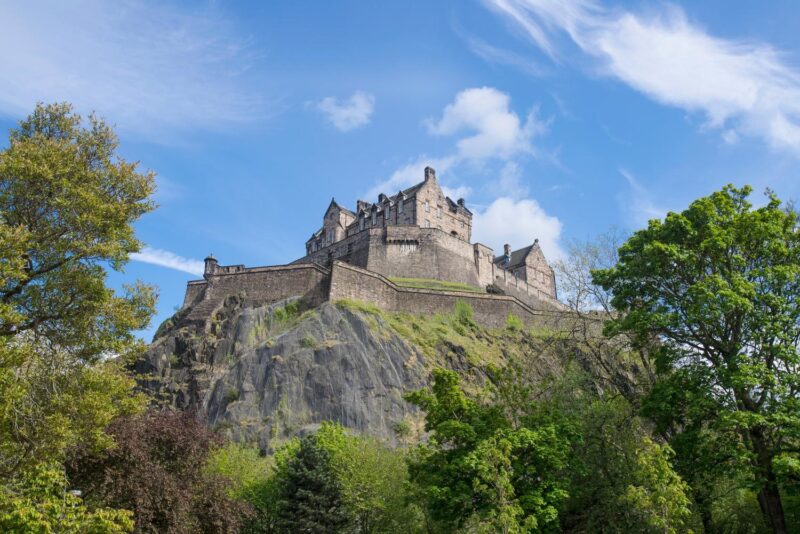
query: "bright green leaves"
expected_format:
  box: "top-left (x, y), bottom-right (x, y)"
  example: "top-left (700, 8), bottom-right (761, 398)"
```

top-left (406, 369), bottom-right (570, 532)
top-left (0, 103), bottom-right (156, 531)
top-left (594, 184), bottom-right (800, 531)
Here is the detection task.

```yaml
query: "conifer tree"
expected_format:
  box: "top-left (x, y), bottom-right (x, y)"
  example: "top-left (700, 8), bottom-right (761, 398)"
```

top-left (276, 434), bottom-right (350, 533)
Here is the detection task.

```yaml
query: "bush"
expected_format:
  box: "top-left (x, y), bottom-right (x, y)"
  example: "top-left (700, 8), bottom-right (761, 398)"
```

top-left (452, 300), bottom-right (476, 330)
top-left (505, 313), bottom-right (524, 332)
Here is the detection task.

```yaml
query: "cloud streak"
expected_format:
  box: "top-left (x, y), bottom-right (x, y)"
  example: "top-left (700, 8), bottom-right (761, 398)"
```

top-left (314, 91), bottom-right (375, 132)
top-left (486, 0), bottom-right (800, 154)
top-left (131, 247), bottom-right (205, 277)
top-left (0, 0), bottom-right (264, 139)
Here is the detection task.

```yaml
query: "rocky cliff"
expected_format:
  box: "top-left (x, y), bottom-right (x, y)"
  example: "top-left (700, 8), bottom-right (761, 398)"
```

top-left (135, 294), bottom-right (637, 451)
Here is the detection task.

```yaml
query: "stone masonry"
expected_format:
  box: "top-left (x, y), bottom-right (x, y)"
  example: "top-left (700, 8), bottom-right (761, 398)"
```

top-left (181, 167), bottom-right (562, 326)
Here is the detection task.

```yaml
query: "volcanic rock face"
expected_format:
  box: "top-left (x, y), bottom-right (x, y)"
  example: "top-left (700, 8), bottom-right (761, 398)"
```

top-left (136, 296), bottom-right (428, 450)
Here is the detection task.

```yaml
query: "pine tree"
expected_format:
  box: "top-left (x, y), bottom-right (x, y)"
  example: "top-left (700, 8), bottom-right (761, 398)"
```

top-left (276, 434), bottom-right (350, 533)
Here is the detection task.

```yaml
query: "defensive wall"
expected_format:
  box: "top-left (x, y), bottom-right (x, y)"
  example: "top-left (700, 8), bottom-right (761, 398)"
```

top-left (182, 259), bottom-right (567, 331)
top-left (292, 225), bottom-right (560, 310)
top-left (327, 261), bottom-right (564, 329)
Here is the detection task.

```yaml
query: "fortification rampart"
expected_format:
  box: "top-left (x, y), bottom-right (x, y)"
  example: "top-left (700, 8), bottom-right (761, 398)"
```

top-left (328, 261), bottom-right (564, 329)
top-left (180, 259), bottom-right (566, 331)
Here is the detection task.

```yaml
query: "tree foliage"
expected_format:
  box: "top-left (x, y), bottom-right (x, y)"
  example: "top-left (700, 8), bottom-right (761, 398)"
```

top-left (68, 410), bottom-right (249, 533)
top-left (593, 185), bottom-right (800, 533)
top-left (406, 368), bottom-right (571, 533)
top-left (0, 102), bottom-right (157, 529)
top-left (275, 433), bottom-right (350, 533)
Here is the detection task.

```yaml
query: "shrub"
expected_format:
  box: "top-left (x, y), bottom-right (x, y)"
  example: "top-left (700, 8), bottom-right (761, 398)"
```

top-left (452, 300), bottom-right (476, 329)
top-left (505, 313), bottom-right (524, 332)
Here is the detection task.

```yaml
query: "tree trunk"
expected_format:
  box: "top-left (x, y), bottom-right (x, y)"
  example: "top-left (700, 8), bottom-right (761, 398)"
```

top-left (756, 481), bottom-right (787, 534)
top-left (749, 428), bottom-right (787, 534)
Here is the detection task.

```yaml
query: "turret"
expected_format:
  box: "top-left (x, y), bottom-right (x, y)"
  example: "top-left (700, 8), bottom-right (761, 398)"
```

top-left (204, 254), bottom-right (218, 279)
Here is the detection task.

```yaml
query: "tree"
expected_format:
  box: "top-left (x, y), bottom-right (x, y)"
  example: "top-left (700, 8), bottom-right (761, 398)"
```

top-left (0, 463), bottom-right (133, 533)
top-left (406, 368), bottom-right (570, 533)
top-left (68, 410), bottom-right (249, 533)
top-left (315, 422), bottom-right (421, 534)
top-left (0, 102), bottom-right (156, 528)
top-left (275, 434), bottom-right (350, 533)
top-left (593, 185), bottom-right (800, 533)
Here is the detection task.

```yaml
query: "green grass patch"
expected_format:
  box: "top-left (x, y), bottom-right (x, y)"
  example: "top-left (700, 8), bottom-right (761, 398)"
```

top-left (388, 277), bottom-right (485, 293)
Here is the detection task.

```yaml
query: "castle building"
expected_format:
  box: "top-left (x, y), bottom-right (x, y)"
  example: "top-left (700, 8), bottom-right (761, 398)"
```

top-left (294, 167), bottom-right (557, 303)
top-left (181, 167), bottom-right (560, 331)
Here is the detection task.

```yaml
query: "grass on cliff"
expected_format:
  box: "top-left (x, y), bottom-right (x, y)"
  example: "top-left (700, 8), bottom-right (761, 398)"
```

top-left (334, 299), bottom-right (557, 374)
top-left (388, 277), bottom-right (485, 293)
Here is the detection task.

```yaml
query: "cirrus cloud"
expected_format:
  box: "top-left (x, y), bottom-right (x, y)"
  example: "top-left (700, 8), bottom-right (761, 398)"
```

top-left (486, 0), bottom-right (800, 154)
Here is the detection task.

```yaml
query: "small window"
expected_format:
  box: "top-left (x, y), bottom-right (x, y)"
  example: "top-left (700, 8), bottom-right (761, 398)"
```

top-left (424, 201), bottom-right (429, 212)
top-left (437, 206), bottom-right (442, 217)
top-left (399, 199), bottom-right (404, 213)
top-left (425, 219), bottom-right (431, 228)
top-left (372, 211), bottom-right (377, 225)
top-left (359, 217), bottom-right (364, 231)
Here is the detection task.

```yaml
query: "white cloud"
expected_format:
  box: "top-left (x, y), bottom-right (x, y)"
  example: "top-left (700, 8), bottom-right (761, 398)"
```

top-left (0, 0), bottom-right (262, 139)
top-left (426, 87), bottom-right (546, 160)
top-left (486, 0), bottom-right (800, 154)
top-left (365, 155), bottom-right (457, 199)
top-left (367, 87), bottom-right (546, 197)
top-left (618, 168), bottom-right (666, 226)
top-left (442, 185), bottom-right (473, 200)
top-left (315, 91), bottom-right (375, 132)
top-left (131, 247), bottom-right (204, 276)
top-left (472, 197), bottom-right (564, 261)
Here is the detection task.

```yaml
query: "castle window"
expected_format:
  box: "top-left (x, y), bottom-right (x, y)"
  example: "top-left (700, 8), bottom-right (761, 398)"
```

top-left (399, 199), bottom-right (404, 213)
top-left (424, 201), bottom-right (429, 212)
top-left (372, 211), bottom-right (377, 226)
top-left (359, 217), bottom-right (365, 231)
top-left (425, 219), bottom-right (431, 228)
top-left (437, 206), bottom-right (442, 217)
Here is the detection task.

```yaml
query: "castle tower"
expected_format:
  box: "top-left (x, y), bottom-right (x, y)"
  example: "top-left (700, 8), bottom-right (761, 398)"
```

top-left (204, 254), bottom-right (218, 280)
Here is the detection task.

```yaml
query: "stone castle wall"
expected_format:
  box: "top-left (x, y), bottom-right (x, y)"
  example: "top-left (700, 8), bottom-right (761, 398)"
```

top-left (294, 226), bottom-right (481, 288)
top-left (328, 261), bottom-right (563, 329)
top-left (183, 264), bottom-right (330, 311)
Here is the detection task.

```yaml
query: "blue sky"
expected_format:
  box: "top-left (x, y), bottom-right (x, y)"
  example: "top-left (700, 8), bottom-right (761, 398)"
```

top-left (1, 0), bottom-right (799, 339)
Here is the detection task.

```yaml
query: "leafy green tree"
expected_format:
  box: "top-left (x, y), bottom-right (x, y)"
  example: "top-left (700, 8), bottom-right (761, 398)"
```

top-left (406, 368), bottom-right (570, 533)
top-left (0, 102), bottom-right (156, 528)
top-left (0, 463), bottom-right (133, 533)
top-left (593, 185), bottom-right (800, 533)
top-left (315, 422), bottom-right (421, 533)
top-left (205, 442), bottom-right (277, 533)
top-left (275, 434), bottom-right (350, 533)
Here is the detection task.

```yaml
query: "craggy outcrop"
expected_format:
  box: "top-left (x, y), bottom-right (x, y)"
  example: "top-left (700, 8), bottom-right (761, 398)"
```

top-left (136, 296), bottom-right (428, 450)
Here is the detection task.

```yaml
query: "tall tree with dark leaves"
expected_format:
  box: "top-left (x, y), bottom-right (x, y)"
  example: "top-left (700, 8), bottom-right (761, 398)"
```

top-left (276, 434), bottom-right (350, 533)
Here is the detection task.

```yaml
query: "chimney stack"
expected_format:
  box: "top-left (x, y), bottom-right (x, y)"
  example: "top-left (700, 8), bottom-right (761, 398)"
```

top-left (457, 198), bottom-right (465, 207)
top-left (504, 244), bottom-right (512, 257)
top-left (424, 167), bottom-right (436, 182)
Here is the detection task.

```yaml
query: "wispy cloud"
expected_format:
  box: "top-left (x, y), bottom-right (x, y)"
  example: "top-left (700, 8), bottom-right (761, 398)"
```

top-left (314, 91), bottom-right (375, 132)
top-left (485, 0), bottom-right (800, 154)
top-left (618, 168), bottom-right (666, 226)
top-left (131, 247), bottom-right (204, 277)
top-left (0, 0), bottom-right (263, 140)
